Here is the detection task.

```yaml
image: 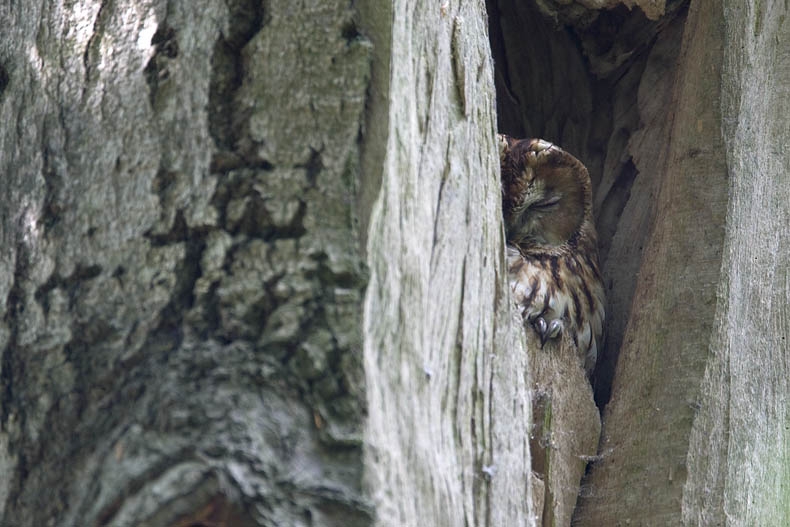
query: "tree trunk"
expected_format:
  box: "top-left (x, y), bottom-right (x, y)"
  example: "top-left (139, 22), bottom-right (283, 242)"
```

top-left (0, 0), bottom-right (533, 525)
top-left (573, 1), bottom-right (790, 523)
top-left (3, 0), bottom-right (789, 526)
top-left (1, 0), bottom-right (374, 524)
top-left (359, 0), bottom-right (536, 524)
top-left (680, 2), bottom-right (790, 520)
top-left (491, 0), bottom-right (790, 525)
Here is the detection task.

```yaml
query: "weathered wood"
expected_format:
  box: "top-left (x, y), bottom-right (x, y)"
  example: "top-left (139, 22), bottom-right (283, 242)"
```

top-left (360, 1), bottom-right (534, 525)
top-left (576, 0), bottom-right (790, 524)
top-left (529, 333), bottom-right (600, 527)
top-left (682, 0), bottom-right (790, 523)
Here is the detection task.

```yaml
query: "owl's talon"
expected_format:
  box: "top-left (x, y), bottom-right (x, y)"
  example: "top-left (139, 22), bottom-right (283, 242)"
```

top-left (533, 316), bottom-right (547, 340)
top-left (547, 319), bottom-right (562, 339)
top-left (532, 316), bottom-right (563, 349)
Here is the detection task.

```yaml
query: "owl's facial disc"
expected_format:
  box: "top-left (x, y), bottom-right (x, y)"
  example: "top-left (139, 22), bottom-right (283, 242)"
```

top-left (510, 169), bottom-right (584, 247)
top-left (499, 135), bottom-right (591, 250)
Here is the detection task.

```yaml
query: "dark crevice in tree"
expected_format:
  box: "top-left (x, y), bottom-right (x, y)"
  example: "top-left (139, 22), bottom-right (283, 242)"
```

top-left (143, 211), bottom-right (206, 357)
top-left (82, 0), bottom-right (110, 95)
top-left (593, 158), bottom-right (638, 406)
top-left (146, 207), bottom-right (190, 245)
top-left (486, 0), bottom-right (687, 411)
top-left (0, 240), bottom-right (31, 513)
top-left (208, 0), bottom-right (264, 152)
top-left (340, 19), bottom-right (362, 44)
top-left (208, 170), bottom-right (307, 239)
top-left (210, 153), bottom-right (273, 174)
top-left (299, 148), bottom-right (324, 186)
top-left (34, 263), bottom-right (103, 312)
top-left (208, 36), bottom-right (244, 151)
top-left (40, 112), bottom-right (68, 235)
top-left (144, 22), bottom-right (179, 109)
top-left (200, 280), bottom-right (222, 340)
top-left (0, 248), bottom-right (26, 429)
top-left (486, 1), bottom-right (689, 523)
top-left (0, 63), bottom-right (9, 101)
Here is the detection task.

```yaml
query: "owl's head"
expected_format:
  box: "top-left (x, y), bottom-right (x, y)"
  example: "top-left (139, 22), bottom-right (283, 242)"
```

top-left (498, 134), bottom-right (593, 250)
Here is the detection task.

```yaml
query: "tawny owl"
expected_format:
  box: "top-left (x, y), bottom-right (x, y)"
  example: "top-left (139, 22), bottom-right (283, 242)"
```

top-left (499, 135), bottom-right (605, 375)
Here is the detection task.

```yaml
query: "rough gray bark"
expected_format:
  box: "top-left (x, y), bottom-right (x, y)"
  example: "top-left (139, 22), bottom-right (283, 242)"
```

top-left (0, 0), bottom-right (535, 526)
top-left (1, 0), bottom-right (372, 525)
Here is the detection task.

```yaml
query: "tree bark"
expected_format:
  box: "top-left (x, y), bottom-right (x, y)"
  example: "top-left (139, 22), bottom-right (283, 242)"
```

top-left (4, 0), bottom-right (788, 526)
top-left (1, 0), bottom-right (374, 524)
top-left (360, 1), bottom-right (535, 525)
top-left (491, 0), bottom-right (790, 525)
top-left (0, 0), bottom-right (535, 526)
top-left (682, 1), bottom-right (790, 522)
top-left (573, 0), bottom-right (790, 524)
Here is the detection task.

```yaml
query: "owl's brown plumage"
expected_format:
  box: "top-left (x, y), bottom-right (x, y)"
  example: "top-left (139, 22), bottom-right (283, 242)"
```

top-left (499, 135), bottom-right (605, 375)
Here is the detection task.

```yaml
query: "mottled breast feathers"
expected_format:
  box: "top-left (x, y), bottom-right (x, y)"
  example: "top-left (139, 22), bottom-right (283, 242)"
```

top-left (500, 135), bottom-right (605, 375)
